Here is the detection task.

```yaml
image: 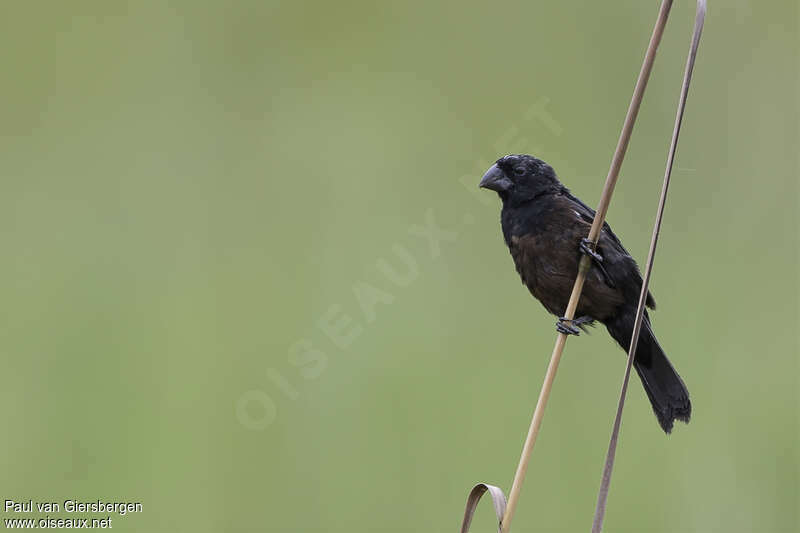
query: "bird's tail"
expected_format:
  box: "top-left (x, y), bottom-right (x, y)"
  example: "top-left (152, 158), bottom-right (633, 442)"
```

top-left (605, 309), bottom-right (691, 433)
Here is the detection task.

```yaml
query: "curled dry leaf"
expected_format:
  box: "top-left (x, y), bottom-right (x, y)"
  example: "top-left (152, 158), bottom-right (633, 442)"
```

top-left (459, 483), bottom-right (507, 533)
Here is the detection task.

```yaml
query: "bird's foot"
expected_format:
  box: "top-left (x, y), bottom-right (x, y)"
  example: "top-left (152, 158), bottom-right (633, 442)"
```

top-left (579, 238), bottom-right (603, 263)
top-left (556, 315), bottom-right (595, 336)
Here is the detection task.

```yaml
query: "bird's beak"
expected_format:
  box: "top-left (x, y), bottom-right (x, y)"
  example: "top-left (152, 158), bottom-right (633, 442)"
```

top-left (479, 164), bottom-right (513, 192)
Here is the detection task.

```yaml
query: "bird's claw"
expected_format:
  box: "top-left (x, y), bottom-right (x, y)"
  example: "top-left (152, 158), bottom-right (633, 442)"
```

top-left (557, 317), bottom-right (581, 336)
top-left (556, 316), bottom-right (595, 336)
top-left (579, 238), bottom-right (603, 263)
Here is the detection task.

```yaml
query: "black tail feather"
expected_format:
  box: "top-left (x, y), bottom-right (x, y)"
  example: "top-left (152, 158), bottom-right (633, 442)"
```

top-left (605, 309), bottom-right (691, 433)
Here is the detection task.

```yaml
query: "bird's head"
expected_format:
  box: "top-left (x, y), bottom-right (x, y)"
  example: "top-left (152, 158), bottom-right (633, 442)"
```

top-left (479, 154), bottom-right (561, 205)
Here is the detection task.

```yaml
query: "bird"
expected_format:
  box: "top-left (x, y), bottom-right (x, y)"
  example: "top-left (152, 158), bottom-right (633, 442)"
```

top-left (479, 154), bottom-right (690, 433)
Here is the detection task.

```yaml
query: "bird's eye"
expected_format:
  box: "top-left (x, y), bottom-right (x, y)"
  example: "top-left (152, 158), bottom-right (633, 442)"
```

top-left (513, 166), bottom-right (525, 176)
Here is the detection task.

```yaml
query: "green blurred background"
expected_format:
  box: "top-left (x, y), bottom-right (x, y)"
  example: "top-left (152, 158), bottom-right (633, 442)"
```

top-left (1, 1), bottom-right (797, 532)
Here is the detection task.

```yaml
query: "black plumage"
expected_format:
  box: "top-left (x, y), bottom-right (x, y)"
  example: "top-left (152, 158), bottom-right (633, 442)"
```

top-left (480, 154), bottom-right (690, 433)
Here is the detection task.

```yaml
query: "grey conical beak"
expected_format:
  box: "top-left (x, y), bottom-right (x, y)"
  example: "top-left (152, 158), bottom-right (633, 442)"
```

top-left (479, 164), bottom-right (513, 192)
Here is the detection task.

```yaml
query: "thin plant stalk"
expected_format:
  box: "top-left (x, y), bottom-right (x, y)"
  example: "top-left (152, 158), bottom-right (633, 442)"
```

top-left (499, 2), bottom-right (674, 531)
top-left (591, 2), bottom-right (706, 532)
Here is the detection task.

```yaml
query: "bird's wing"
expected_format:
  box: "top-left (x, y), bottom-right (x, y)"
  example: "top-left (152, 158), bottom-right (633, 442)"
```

top-left (559, 190), bottom-right (656, 309)
top-left (562, 190), bottom-right (624, 248)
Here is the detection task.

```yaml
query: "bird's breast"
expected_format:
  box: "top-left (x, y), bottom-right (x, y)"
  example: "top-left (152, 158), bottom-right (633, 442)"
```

top-left (508, 232), bottom-right (584, 316)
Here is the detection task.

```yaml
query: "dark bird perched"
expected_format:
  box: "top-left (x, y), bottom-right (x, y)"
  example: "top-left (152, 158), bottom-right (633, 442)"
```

top-left (479, 154), bottom-right (690, 433)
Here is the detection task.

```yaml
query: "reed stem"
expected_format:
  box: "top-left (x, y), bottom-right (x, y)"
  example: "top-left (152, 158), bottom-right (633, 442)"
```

top-left (591, 2), bottom-right (706, 531)
top-left (499, 2), bottom-right (674, 531)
